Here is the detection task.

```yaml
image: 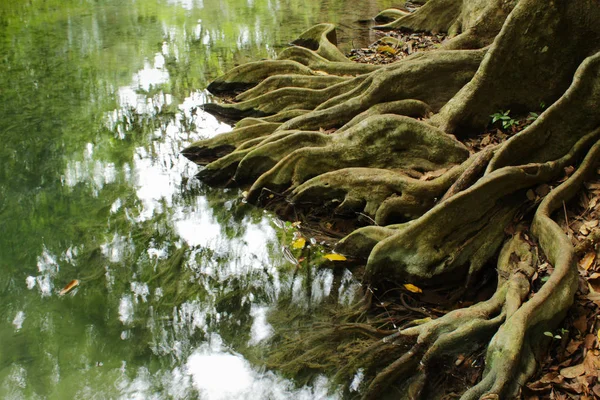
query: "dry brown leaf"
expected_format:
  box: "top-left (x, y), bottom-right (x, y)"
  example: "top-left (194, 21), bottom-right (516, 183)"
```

top-left (592, 383), bottom-right (600, 397)
top-left (560, 362), bottom-right (585, 379)
top-left (567, 338), bottom-right (584, 354)
top-left (587, 273), bottom-right (600, 293)
top-left (579, 252), bottom-right (597, 270)
top-left (585, 219), bottom-right (599, 228)
top-left (584, 333), bottom-right (597, 350)
top-left (583, 350), bottom-right (600, 375)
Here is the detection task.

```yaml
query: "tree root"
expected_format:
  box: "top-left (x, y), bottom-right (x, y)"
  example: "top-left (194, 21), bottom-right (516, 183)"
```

top-left (182, 2), bottom-right (600, 397)
top-left (206, 23), bottom-right (378, 95)
top-left (245, 115), bottom-right (469, 203)
top-left (275, 49), bottom-right (485, 132)
top-left (289, 163), bottom-right (466, 225)
top-left (346, 125), bottom-right (600, 286)
top-left (460, 138), bottom-right (600, 400)
top-left (182, 122), bottom-right (281, 165)
top-left (361, 226), bottom-right (536, 400)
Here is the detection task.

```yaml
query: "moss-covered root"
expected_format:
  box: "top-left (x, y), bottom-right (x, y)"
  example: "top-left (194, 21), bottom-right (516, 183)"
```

top-left (199, 130), bottom-right (328, 186)
top-left (374, 0), bottom-right (508, 43)
top-left (286, 23), bottom-right (348, 63)
top-left (289, 162), bottom-right (466, 225)
top-left (181, 122), bottom-right (281, 165)
top-left (235, 74), bottom-right (349, 102)
top-left (335, 99), bottom-right (432, 133)
top-left (462, 140), bottom-right (600, 400)
top-left (245, 115), bottom-right (470, 203)
top-left (373, 8), bottom-right (411, 24)
top-left (362, 148), bottom-right (588, 286)
top-left (433, 0), bottom-right (600, 135)
top-left (361, 227), bottom-right (536, 400)
top-left (375, 0), bottom-right (463, 33)
top-left (202, 75), bottom-right (369, 123)
top-left (277, 49), bottom-right (485, 132)
top-left (206, 23), bottom-right (378, 95)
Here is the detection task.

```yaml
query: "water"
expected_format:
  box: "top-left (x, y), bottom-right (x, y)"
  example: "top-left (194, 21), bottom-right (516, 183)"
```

top-left (0, 0), bottom-right (394, 398)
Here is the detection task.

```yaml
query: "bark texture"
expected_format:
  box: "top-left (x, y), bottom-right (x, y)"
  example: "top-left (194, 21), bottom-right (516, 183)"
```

top-left (182, 0), bottom-right (600, 398)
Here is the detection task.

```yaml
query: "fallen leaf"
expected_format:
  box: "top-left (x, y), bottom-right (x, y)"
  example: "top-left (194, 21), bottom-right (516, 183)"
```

top-left (535, 184), bottom-right (551, 197)
top-left (587, 273), bottom-right (600, 293)
top-left (580, 252), bottom-right (596, 270)
top-left (323, 253), bottom-right (347, 261)
top-left (59, 279), bottom-right (79, 296)
top-left (560, 363), bottom-right (585, 379)
top-left (593, 383), bottom-right (600, 397)
top-left (376, 45), bottom-right (397, 55)
top-left (583, 350), bottom-right (600, 375)
top-left (404, 283), bottom-right (423, 293)
top-left (584, 333), bottom-right (596, 350)
top-left (292, 237), bottom-right (306, 249)
top-left (566, 339), bottom-right (584, 355)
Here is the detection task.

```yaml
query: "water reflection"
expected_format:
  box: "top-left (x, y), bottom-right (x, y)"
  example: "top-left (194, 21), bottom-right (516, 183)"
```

top-left (0, 0), bottom-right (396, 398)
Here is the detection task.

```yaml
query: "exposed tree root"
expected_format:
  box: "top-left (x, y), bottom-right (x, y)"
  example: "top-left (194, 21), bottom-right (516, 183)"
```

top-left (361, 227), bottom-right (535, 399)
top-left (246, 115), bottom-right (469, 203)
top-left (182, 1), bottom-right (600, 397)
top-left (289, 163), bottom-right (464, 226)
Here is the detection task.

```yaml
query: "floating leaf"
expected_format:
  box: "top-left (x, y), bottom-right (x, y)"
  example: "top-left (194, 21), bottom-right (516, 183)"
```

top-left (579, 252), bottom-right (596, 270)
top-left (403, 283), bottom-right (422, 293)
top-left (323, 253), bottom-right (347, 261)
top-left (292, 237), bottom-right (306, 249)
top-left (59, 279), bottom-right (79, 296)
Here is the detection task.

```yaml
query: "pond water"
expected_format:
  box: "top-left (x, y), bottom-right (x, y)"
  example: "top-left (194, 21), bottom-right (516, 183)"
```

top-left (0, 0), bottom-right (396, 398)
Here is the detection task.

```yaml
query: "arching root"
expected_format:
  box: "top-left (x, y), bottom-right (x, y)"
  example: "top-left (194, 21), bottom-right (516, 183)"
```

top-left (206, 23), bottom-right (378, 95)
top-left (181, 122), bottom-right (281, 165)
top-left (245, 115), bottom-right (469, 203)
top-left (289, 163), bottom-right (464, 225)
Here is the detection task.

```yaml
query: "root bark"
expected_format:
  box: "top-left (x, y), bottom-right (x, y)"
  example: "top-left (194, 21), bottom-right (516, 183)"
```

top-left (182, 1), bottom-right (600, 397)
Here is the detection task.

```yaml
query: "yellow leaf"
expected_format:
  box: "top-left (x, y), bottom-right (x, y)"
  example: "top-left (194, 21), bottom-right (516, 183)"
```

top-left (241, 191), bottom-right (248, 198)
top-left (376, 45), bottom-right (397, 55)
top-left (579, 252), bottom-right (596, 270)
top-left (403, 283), bottom-right (422, 293)
top-left (323, 253), bottom-right (347, 261)
top-left (292, 237), bottom-right (306, 249)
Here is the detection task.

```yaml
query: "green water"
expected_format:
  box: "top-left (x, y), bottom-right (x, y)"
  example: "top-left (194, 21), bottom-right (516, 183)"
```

top-left (0, 0), bottom-right (395, 398)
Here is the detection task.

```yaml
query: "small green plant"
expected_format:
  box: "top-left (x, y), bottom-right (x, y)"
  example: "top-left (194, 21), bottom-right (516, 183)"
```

top-left (526, 112), bottom-right (539, 122)
top-left (543, 328), bottom-right (568, 340)
top-left (490, 110), bottom-right (517, 130)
